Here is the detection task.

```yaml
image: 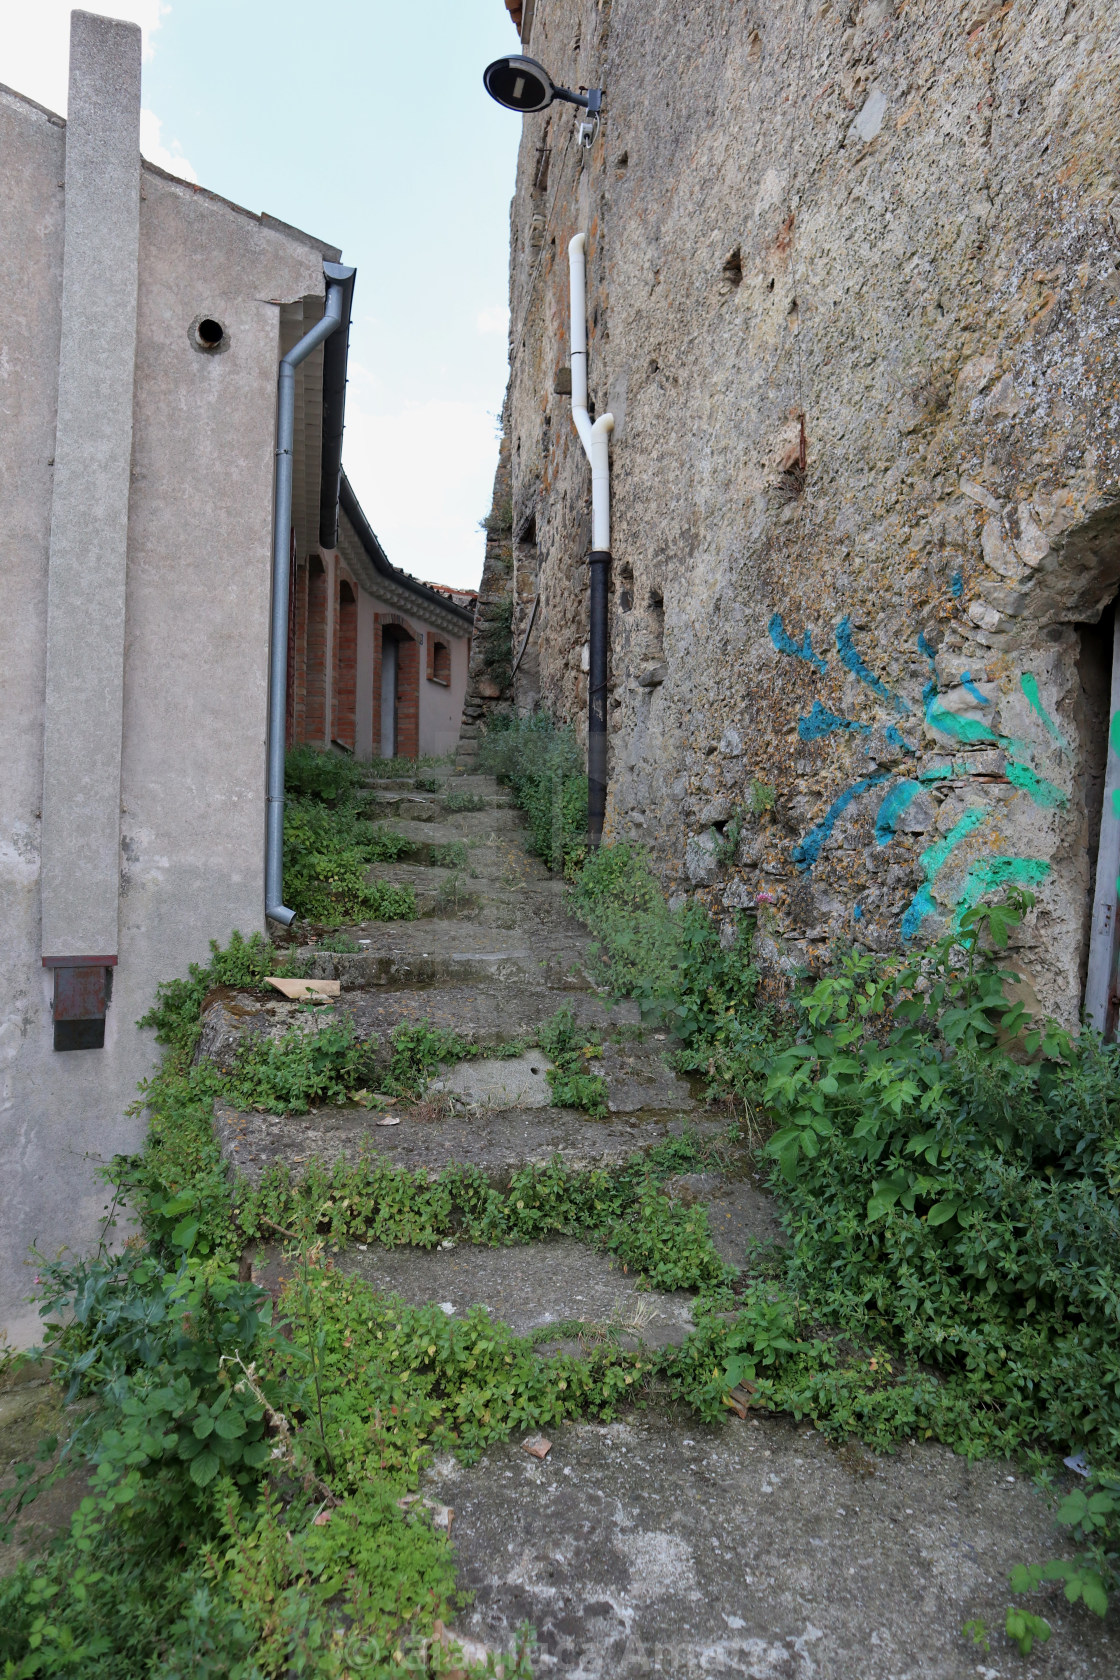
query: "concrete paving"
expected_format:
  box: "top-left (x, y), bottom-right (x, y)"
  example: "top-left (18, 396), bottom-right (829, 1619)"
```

top-left (200, 771), bottom-right (1120, 1675)
top-left (424, 1413), bottom-right (1120, 1678)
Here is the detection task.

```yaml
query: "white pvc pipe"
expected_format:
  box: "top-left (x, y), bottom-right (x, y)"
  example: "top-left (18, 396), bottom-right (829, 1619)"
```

top-left (568, 232), bottom-right (613, 548)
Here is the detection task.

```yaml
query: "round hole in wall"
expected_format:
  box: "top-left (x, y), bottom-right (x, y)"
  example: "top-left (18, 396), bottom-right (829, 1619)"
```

top-left (189, 313), bottom-right (230, 354)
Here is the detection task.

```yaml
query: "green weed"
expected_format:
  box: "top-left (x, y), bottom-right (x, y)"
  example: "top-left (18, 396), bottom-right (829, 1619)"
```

top-left (283, 799), bottom-right (417, 925)
top-left (478, 712), bottom-right (587, 870)
top-left (537, 1007), bottom-right (609, 1117)
top-left (442, 789), bottom-right (486, 813)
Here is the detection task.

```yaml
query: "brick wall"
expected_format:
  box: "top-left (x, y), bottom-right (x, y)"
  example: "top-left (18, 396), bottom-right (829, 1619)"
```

top-left (396, 631), bottom-right (419, 760)
top-left (333, 575), bottom-right (357, 750)
top-left (287, 540), bottom-right (305, 746)
top-left (304, 556), bottom-right (327, 744)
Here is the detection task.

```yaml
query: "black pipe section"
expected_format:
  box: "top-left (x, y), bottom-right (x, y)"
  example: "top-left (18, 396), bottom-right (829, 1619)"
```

top-left (318, 267), bottom-right (357, 549)
top-left (588, 548), bottom-right (610, 847)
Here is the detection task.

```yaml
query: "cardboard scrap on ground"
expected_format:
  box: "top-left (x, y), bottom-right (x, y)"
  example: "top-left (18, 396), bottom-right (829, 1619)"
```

top-left (724, 1383), bottom-right (760, 1419)
top-left (265, 977), bottom-right (340, 999)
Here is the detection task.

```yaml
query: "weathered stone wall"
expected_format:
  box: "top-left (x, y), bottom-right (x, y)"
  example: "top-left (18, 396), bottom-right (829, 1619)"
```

top-left (498, 0), bottom-right (1120, 1022)
top-left (458, 424), bottom-right (516, 762)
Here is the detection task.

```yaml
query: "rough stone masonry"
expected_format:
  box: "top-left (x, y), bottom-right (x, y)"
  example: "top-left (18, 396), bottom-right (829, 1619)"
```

top-left (477, 0), bottom-right (1120, 1023)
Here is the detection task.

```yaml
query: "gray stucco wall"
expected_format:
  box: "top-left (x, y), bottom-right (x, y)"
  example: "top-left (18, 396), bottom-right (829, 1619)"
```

top-left (496, 0), bottom-right (1120, 1025)
top-left (0, 75), bottom-right (324, 1345)
top-left (41, 11), bottom-right (140, 961)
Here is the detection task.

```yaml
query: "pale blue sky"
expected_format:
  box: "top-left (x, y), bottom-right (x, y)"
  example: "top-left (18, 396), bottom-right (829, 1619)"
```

top-left (6, 2), bottom-right (522, 588)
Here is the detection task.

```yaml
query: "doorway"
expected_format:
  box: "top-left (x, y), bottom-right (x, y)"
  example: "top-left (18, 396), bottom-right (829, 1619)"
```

top-left (380, 630), bottom-right (399, 758)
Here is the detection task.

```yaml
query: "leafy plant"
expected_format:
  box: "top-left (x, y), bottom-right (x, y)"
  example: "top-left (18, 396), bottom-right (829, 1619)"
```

top-left (428, 840), bottom-right (470, 870)
top-left (1005, 1606), bottom-right (1051, 1655)
top-left (283, 798), bottom-right (417, 925)
top-left (537, 1008), bottom-right (609, 1117)
top-left (442, 789), bottom-right (486, 813)
top-left (479, 712), bottom-right (587, 870)
top-left (364, 826), bottom-right (417, 862)
top-left (313, 932), bottom-right (361, 954)
top-left (285, 745), bottom-right (367, 805)
top-left (225, 1015), bottom-right (372, 1114)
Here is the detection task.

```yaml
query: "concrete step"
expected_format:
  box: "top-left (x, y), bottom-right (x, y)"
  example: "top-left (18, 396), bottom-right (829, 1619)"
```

top-left (301, 942), bottom-right (591, 991)
top-left (253, 1237), bottom-right (700, 1352)
top-left (215, 1097), bottom-right (722, 1191)
top-left (416, 1406), bottom-right (1076, 1679)
top-left (200, 983), bottom-right (640, 1076)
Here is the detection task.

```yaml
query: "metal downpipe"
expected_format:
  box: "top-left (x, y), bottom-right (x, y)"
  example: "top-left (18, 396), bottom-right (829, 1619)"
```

top-left (265, 262), bottom-right (355, 925)
top-left (588, 551), bottom-right (610, 845)
top-left (568, 232), bottom-right (614, 850)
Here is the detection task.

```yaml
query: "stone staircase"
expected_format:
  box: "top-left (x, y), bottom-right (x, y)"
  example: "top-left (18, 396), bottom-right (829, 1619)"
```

top-left (193, 768), bottom-right (1120, 1678)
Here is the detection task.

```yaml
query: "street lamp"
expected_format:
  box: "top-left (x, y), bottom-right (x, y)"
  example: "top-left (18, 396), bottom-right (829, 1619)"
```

top-left (483, 55), bottom-right (601, 145)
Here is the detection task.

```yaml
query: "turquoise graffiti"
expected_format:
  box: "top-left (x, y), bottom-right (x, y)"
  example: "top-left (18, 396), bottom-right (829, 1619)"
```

top-left (792, 774), bottom-right (892, 872)
top-left (769, 614), bottom-right (827, 673)
top-left (900, 806), bottom-right (991, 941)
top-left (873, 766), bottom-right (953, 846)
top-left (798, 700), bottom-right (870, 743)
top-left (922, 662), bottom-right (1068, 810)
top-left (954, 856), bottom-right (1052, 926)
top-left (836, 617), bottom-right (911, 714)
top-left (1021, 672), bottom-right (1067, 753)
top-left (770, 608), bottom-right (1061, 930)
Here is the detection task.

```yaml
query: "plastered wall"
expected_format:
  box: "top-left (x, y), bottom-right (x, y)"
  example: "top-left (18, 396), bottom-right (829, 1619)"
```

top-left (0, 81), bottom-right (323, 1343)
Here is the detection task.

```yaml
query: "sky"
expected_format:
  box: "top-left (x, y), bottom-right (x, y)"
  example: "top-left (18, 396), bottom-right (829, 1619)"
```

top-left (3, 1), bottom-right (522, 589)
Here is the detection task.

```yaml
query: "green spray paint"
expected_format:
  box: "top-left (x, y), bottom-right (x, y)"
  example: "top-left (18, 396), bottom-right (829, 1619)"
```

top-left (1020, 673), bottom-right (1066, 752)
top-left (900, 806), bottom-right (990, 940)
top-left (925, 692), bottom-right (1068, 809)
top-left (923, 696), bottom-right (1000, 746)
top-left (1004, 758), bottom-right (1068, 808)
top-left (953, 856), bottom-right (1051, 926)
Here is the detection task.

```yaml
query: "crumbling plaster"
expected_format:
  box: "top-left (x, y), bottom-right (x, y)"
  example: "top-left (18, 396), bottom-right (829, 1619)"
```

top-left (495, 0), bottom-right (1120, 1021)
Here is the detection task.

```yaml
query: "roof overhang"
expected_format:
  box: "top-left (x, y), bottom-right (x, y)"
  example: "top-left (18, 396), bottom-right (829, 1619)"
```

top-left (337, 473), bottom-right (475, 639)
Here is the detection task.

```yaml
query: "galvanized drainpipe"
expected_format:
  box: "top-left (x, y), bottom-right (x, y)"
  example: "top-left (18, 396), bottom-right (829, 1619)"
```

top-left (568, 232), bottom-right (614, 847)
top-left (266, 262), bottom-right (355, 925)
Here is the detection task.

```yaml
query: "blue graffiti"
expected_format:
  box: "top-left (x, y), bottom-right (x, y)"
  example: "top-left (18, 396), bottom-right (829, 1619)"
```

top-left (798, 700), bottom-right (871, 743)
top-left (792, 773), bottom-right (892, 873)
top-left (874, 779), bottom-right (924, 845)
top-left (836, 617), bottom-right (911, 715)
top-left (884, 724), bottom-right (917, 754)
top-left (951, 572), bottom-right (964, 598)
top-left (853, 904), bottom-right (864, 921)
top-left (960, 670), bottom-right (990, 707)
top-left (769, 613), bottom-right (828, 673)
